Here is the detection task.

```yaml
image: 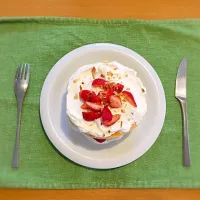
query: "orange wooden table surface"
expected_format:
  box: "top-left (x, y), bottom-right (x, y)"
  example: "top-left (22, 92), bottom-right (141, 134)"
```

top-left (1, 0), bottom-right (200, 199)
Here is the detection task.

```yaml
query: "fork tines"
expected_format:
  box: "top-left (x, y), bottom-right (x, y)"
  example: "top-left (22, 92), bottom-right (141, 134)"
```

top-left (15, 63), bottom-right (30, 81)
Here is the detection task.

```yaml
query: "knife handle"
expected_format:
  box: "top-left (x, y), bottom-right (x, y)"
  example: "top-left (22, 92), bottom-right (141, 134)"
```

top-left (179, 99), bottom-right (191, 167)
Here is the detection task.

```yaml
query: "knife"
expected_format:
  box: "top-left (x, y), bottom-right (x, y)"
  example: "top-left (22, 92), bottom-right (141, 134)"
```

top-left (175, 57), bottom-right (190, 167)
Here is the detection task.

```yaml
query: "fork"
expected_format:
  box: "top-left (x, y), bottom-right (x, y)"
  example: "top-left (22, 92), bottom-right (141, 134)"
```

top-left (12, 63), bottom-right (30, 168)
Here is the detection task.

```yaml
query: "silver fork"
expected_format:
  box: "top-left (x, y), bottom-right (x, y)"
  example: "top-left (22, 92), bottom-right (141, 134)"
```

top-left (12, 63), bottom-right (30, 168)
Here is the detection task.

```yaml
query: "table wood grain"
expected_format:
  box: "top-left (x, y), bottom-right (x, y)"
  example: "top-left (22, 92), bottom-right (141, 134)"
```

top-left (1, 0), bottom-right (200, 19)
top-left (1, 0), bottom-right (200, 199)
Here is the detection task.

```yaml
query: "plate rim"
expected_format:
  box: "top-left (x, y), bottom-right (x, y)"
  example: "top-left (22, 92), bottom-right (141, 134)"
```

top-left (40, 43), bottom-right (166, 169)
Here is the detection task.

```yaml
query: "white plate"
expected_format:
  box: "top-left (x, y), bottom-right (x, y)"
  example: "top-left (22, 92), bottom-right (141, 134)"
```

top-left (40, 43), bottom-right (166, 169)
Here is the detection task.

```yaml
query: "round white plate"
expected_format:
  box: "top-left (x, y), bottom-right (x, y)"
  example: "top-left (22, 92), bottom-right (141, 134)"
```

top-left (40, 43), bottom-right (166, 169)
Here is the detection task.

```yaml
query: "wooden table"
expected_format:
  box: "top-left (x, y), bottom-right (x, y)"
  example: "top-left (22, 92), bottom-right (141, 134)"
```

top-left (1, 0), bottom-right (200, 199)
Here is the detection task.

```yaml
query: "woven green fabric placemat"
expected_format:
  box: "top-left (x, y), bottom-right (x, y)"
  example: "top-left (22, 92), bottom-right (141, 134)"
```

top-left (0, 17), bottom-right (200, 189)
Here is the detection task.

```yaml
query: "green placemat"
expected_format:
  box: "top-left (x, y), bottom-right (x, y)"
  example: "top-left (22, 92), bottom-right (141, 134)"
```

top-left (1, 17), bottom-right (200, 189)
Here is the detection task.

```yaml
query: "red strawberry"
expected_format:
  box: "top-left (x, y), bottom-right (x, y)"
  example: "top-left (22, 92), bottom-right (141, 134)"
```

top-left (114, 83), bottom-right (124, 93)
top-left (94, 138), bottom-right (106, 143)
top-left (81, 103), bottom-right (89, 109)
top-left (82, 111), bottom-right (102, 121)
top-left (80, 90), bottom-right (101, 104)
top-left (103, 82), bottom-right (114, 90)
top-left (91, 95), bottom-right (101, 104)
top-left (98, 91), bottom-right (107, 104)
top-left (103, 114), bottom-right (121, 126)
top-left (106, 86), bottom-right (114, 98)
top-left (109, 95), bottom-right (122, 108)
top-left (85, 102), bottom-right (103, 111)
top-left (102, 86), bottom-right (114, 104)
top-left (80, 90), bottom-right (91, 101)
top-left (122, 91), bottom-right (137, 107)
top-left (101, 106), bottom-right (112, 123)
top-left (92, 78), bottom-right (108, 87)
top-left (98, 91), bottom-right (106, 98)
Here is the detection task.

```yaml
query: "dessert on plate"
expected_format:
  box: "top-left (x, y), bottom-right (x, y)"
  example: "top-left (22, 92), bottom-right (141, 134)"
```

top-left (66, 61), bottom-right (147, 144)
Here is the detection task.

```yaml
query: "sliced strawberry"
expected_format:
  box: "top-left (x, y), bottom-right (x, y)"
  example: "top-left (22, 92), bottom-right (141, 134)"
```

top-left (103, 82), bottom-right (114, 90)
top-left (113, 83), bottom-right (124, 93)
top-left (103, 86), bottom-right (114, 104)
top-left (90, 94), bottom-right (101, 104)
top-left (109, 95), bottom-right (122, 108)
top-left (107, 86), bottom-right (114, 98)
top-left (98, 91), bottom-right (106, 99)
top-left (94, 138), bottom-right (106, 143)
top-left (81, 103), bottom-right (89, 109)
top-left (97, 82), bottom-right (115, 105)
top-left (101, 106), bottom-right (112, 123)
top-left (85, 102), bottom-right (103, 111)
top-left (97, 91), bottom-right (110, 105)
top-left (98, 91), bottom-right (107, 104)
top-left (82, 111), bottom-right (102, 121)
top-left (103, 114), bottom-right (121, 126)
top-left (122, 91), bottom-right (137, 107)
top-left (80, 90), bottom-right (91, 101)
top-left (92, 78), bottom-right (108, 87)
top-left (80, 90), bottom-right (101, 103)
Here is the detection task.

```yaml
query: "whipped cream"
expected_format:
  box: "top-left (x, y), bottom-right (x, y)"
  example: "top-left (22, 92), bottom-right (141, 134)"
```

top-left (66, 61), bottom-right (147, 138)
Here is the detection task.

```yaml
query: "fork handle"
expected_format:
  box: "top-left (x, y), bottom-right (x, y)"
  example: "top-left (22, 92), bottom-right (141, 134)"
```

top-left (179, 99), bottom-right (191, 167)
top-left (12, 102), bottom-right (22, 168)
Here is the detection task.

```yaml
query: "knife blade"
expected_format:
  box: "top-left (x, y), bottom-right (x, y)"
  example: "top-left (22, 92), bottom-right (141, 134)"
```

top-left (175, 57), bottom-right (190, 167)
top-left (175, 57), bottom-right (187, 99)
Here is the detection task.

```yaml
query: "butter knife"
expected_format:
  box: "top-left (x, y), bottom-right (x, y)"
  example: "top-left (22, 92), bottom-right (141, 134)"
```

top-left (175, 57), bottom-right (190, 167)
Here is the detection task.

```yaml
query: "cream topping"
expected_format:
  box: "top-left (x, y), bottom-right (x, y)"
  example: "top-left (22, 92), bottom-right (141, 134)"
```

top-left (66, 61), bottom-right (147, 138)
